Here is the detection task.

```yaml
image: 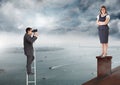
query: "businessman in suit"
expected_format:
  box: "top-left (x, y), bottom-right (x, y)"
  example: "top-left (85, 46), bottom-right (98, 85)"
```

top-left (23, 27), bottom-right (38, 75)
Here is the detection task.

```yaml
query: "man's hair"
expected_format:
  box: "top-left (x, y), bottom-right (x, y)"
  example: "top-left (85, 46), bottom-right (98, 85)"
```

top-left (26, 27), bottom-right (32, 33)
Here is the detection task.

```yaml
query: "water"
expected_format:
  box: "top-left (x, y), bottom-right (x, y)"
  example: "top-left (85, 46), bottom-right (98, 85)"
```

top-left (0, 46), bottom-right (120, 85)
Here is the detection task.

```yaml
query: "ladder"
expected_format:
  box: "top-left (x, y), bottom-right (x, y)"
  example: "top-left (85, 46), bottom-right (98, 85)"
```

top-left (26, 55), bottom-right (37, 85)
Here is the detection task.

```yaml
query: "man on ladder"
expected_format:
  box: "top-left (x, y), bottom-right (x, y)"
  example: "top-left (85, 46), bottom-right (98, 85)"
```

top-left (23, 27), bottom-right (38, 85)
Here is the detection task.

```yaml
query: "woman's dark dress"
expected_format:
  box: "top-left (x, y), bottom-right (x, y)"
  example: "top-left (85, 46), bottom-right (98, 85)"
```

top-left (98, 14), bottom-right (109, 43)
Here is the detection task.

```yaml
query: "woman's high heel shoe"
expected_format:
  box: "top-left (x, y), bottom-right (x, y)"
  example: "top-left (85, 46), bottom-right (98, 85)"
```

top-left (99, 53), bottom-right (104, 57)
top-left (101, 53), bottom-right (107, 58)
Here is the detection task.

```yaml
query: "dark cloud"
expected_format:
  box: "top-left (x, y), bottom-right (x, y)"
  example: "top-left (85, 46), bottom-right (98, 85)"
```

top-left (0, 0), bottom-right (120, 38)
top-left (111, 12), bottom-right (120, 19)
top-left (109, 19), bottom-right (120, 35)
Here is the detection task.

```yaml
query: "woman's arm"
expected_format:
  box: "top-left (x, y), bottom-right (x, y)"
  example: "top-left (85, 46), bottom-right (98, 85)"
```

top-left (96, 15), bottom-right (100, 25)
top-left (98, 17), bottom-right (110, 25)
top-left (98, 15), bottom-right (110, 25)
top-left (96, 19), bottom-right (100, 25)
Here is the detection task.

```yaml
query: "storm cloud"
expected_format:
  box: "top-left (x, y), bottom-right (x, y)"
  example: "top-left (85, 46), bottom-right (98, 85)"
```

top-left (0, 0), bottom-right (120, 37)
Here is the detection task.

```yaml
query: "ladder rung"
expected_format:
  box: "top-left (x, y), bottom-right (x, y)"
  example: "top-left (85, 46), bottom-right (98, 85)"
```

top-left (28, 81), bottom-right (35, 83)
top-left (32, 67), bottom-right (35, 68)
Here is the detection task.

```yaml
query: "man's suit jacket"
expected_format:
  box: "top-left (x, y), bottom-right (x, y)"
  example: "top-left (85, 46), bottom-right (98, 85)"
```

top-left (24, 33), bottom-right (37, 56)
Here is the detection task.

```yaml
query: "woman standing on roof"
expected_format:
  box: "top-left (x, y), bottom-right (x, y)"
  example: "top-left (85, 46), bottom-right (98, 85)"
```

top-left (96, 6), bottom-right (110, 57)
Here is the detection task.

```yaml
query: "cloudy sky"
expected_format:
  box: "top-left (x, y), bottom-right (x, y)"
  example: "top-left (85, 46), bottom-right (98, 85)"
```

top-left (0, 0), bottom-right (119, 34)
top-left (0, 0), bottom-right (120, 48)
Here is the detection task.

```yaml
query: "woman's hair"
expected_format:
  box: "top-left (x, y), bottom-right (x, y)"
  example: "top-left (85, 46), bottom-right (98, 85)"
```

top-left (100, 5), bottom-right (107, 14)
